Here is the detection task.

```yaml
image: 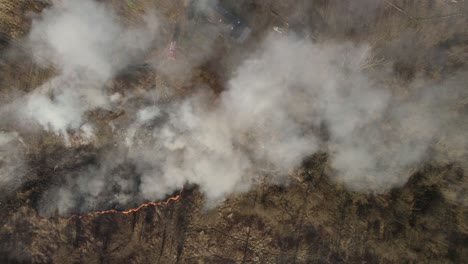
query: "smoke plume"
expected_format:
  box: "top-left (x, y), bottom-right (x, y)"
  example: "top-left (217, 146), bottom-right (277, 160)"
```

top-left (15, 0), bottom-right (159, 140)
top-left (1, 0), bottom-right (466, 215)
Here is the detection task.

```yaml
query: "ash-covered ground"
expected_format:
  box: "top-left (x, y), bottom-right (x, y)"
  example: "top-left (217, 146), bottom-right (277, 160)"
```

top-left (0, 0), bottom-right (467, 263)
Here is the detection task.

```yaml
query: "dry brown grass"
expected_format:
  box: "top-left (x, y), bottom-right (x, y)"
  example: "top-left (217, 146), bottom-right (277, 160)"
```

top-left (0, 0), bottom-right (47, 37)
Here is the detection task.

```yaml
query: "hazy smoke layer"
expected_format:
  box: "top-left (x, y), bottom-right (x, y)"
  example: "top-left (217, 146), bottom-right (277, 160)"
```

top-left (2, 1), bottom-right (466, 215)
top-left (16, 0), bottom-right (158, 140)
top-left (0, 132), bottom-right (25, 188)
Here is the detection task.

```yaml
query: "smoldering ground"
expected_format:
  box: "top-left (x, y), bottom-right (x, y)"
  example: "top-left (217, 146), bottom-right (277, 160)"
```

top-left (0, 0), bottom-right (467, 216)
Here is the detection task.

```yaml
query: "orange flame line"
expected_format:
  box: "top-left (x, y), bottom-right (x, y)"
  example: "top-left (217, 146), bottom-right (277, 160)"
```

top-left (64, 189), bottom-right (183, 220)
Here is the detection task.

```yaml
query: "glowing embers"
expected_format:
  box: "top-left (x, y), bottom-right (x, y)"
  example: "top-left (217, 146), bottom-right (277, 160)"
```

top-left (65, 189), bottom-right (182, 220)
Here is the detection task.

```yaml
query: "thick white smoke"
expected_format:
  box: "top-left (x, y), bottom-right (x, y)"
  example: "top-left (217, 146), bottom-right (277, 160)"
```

top-left (15, 0), bottom-right (159, 140)
top-left (127, 35), bottom-right (466, 203)
top-left (2, 1), bottom-right (465, 215)
top-left (38, 29), bottom-right (467, 214)
top-left (129, 36), bottom-right (389, 203)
